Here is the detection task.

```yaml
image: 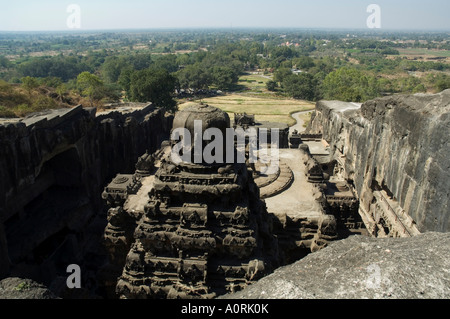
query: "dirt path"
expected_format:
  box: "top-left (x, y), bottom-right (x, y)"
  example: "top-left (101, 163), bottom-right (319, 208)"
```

top-left (289, 110), bottom-right (312, 134)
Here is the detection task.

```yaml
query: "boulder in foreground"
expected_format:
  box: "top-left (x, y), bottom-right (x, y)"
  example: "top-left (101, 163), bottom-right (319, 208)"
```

top-left (220, 232), bottom-right (450, 299)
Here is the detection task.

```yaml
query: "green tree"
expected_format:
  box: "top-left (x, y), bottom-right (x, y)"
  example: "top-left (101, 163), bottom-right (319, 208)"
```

top-left (21, 76), bottom-right (39, 95)
top-left (118, 67), bottom-right (135, 98)
top-left (427, 73), bottom-right (450, 92)
top-left (101, 56), bottom-right (130, 83)
top-left (55, 84), bottom-right (67, 103)
top-left (19, 56), bottom-right (91, 81)
top-left (283, 73), bottom-right (318, 101)
top-left (270, 46), bottom-right (298, 61)
top-left (412, 83), bottom-right (426, 93)
top-left (321, 67), bottom-right (379, 102)
top-left (39, 76), bottom-right (63, 88)
top-left (211, 66), bottom-right (238, 90)
top-left (153, 54), bottom-right (179, 73)
top-left (0, 56), bottom-right (11, 68)
top-left (129, 68), bottom-right (178, 112)
top-left (292, 56), bottom-right (315, 70)
top-left (176, 64), bottom-right (212, 91)
top-left (396, 76), bottom-right (423, 93)
top-left (266, 80), bottom-right (278, 92)
top-left (31, 96), bottom-right (57, 112)
top-left (0, 106), bottom-right (16, 118)
top-left (436, 77), bottom-right (450, 92)
top-left (176, 53), bottom-right (191, 67)
top-left (76, 71), bottom-right (105, 106)
top-left (273, 68), bottom-right (292, 85)
top-left (128, 53), bottom-right (153, 70)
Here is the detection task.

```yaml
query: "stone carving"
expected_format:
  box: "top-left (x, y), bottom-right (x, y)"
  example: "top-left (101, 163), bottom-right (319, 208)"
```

top-left (102, 174), bottom-right (141, 207)
top-left (289, 129), bottom-right (302, 148)
top-left (234, 113), bottom-right (255, 126)
top-left (103, 104), bottom-right (280, 299)
top-left (306, 90), bottom-right (450, 234)
top-left (135, 150), bottom-right (155, 177)
top-left (298, 141), bottom-right (366, 237)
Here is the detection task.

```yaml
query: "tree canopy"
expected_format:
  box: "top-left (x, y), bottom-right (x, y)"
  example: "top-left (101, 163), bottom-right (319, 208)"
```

top-left (321, 67), bottom-right (379, 102)
top-left (283, 73), bottom-right (318, 101)
top-left (128, 68), bottom-right (178, 112)
top-left (76, 71), bottom-right (105, 106)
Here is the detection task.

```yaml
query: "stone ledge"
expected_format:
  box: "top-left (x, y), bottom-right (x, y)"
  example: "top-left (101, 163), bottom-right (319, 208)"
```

top-left (220, 232), bottom-right (450, 299)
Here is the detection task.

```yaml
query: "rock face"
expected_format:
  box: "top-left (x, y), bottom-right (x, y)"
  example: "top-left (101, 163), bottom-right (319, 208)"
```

top-left (307, 90), bottom-right (450, 235)
top-left (221, 232), bottom-right (450, 299)
top-left (0, 277), bottom-right (58, 299)
top-left (0, 104), bottom-right (173, 294)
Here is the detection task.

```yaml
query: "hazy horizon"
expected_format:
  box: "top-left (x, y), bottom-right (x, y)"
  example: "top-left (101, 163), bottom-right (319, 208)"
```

top-left (1, 26), bottom-right (449, 34)
top-left (1, 0), bottom-right (449, 32)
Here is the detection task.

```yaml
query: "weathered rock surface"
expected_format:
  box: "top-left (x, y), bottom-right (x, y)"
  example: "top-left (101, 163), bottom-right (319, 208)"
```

top-left (0, 277), bottom-right (57, 299)
top-left (307, 90), bottom-right (450, 234)
top-left (221, 232), bottom-right (450, 299)
top-left (0, 104), bottom-right (173, 295)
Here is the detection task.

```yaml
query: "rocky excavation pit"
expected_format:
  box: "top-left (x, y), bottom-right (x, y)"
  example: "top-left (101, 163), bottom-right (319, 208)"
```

top-left (0, 90), bottom-right (449, 299)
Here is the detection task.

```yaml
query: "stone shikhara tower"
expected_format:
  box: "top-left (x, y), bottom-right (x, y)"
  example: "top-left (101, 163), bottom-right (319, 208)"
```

top-left (103, 104), bottom-right (280, 298)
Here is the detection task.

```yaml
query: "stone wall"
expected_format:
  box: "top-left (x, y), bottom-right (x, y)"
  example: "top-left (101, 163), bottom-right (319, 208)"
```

top-left (0, 104), bottom-right (173, 292)
top-left (307, 90), bottom-right (450, 234)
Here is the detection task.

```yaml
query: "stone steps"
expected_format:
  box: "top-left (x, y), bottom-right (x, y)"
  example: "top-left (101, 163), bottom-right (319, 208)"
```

top-left (258, 162), bottom-right (294, 199)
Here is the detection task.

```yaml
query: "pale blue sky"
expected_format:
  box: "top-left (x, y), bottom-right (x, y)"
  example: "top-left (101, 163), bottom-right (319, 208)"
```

top-left (0, 0), bottom-right (449, 31)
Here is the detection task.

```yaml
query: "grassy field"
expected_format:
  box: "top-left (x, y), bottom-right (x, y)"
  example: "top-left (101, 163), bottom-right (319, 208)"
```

top-left (237, 73), bottom-right (271, 92)
top-left (178, 71), bottom-right (315, 126)
top-left (397, 48), bottom-right (450, 58)
top-left (178, 94), bottom-right (315, 126)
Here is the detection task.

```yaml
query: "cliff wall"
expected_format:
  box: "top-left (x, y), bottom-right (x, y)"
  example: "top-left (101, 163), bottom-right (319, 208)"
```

top-left (0, 104), bottom-right (173, 292)
top-left (307, 90), bottom-right (450, 234)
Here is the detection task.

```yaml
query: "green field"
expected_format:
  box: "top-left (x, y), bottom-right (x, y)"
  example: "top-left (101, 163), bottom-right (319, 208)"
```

top-left (397, 48), bottom-right (450, 58)
top-left (179, 94), bottom-right (315, 126)
top-left (237, 73), bottom-right (271, 92)
top-left (179, 71), bottom-right (315, 126)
